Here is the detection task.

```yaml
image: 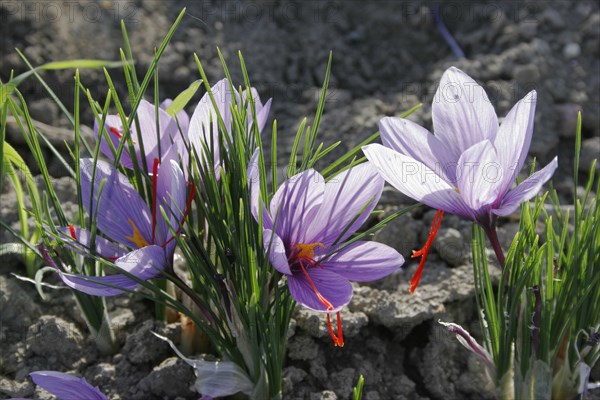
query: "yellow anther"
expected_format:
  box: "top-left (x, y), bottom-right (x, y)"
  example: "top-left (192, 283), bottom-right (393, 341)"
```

top-left (125, 218), bottom-right (150, 248)
top-left (455, 187), bottom-right (460, 193)
top-left (292, 242), bottom-right (325, 259)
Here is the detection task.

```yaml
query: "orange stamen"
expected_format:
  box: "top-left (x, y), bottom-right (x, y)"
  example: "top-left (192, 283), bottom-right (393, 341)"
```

top-left (68, 224), bottom-right (77, 240)
top-left (409, 210), bottom-right (444, 293)
top-left (295, 256), bottom-right (345, 347)
top-left (327, 312), bottom-right (345, 347)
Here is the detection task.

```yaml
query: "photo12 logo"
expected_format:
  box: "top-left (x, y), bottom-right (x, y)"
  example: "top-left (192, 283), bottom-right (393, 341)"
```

top-left (1, 2), bottom-right (138, 24)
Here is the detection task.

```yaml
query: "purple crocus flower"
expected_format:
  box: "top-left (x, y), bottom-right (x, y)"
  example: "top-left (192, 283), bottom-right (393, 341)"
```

top-left (248, 151), bottom-right (404, 346)
top-left (55, 156), bottom-right (193, 296)
top-left (28, 371), bottom-right (108, 400)
top-left (363, 66), bottom-right (558, 269)
top-left (188, 79), bottom-right (271, 172)
top-left (96, 99), bottom-right (188, 172)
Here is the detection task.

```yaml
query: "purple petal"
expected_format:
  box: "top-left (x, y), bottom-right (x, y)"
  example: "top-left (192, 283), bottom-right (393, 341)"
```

top-left (321, 241), bottom-right (404, 282)
top-left (57, 245), bottom-right (166, 296)
top-left (156, 159), bottom-right (186, 242)
top-left (95, 114), bottom-right (134, 169)
top-left (188, 79), bottom-right (234, 167)
top-left (269, 169), bottom-right (324, 245)
top-left (380, 117), bottom-right (459, 183)
top-left (363, 144), bottom-right (474, 219)
top-left (263, 229), bottom-right (291, 275)
top-left (244, 87), bottom-right (272, 133)
top-left (247, 149), bottom-right (273, 229)
top-left (432, 67), bottom-right (498, 161)
top-left (493, 157), bottom-right (558, 217)
top-left (79, 158), bottom-right (152, 248)
top-left (56, 226), bottom-right (127, 260)
top-left (161, 98), bottom-right (190, 135)
top-left (136, 100), bottom-right (181, 169)
top-left (30, 371), bottom-right (108, 400)
top-left (303, 163), bottom-right (383, 245)
top-left (288, 268), bottom-right (352, 312)
top-left (493, 90), bottom-right (537, 196)
top-left (456, 140), bottom-right (502, 213)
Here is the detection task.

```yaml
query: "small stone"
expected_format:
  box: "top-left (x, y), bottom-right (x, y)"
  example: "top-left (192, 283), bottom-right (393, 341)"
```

top-left (513, 64), bottom-right (540, 85)
top-left (374, 212), bottom-right (421, 258)
top-left (26, 316), bottom-right (85, 367)
top-left (555, 103), bottom-right (582, 138)
top-left (28, 99), bottom-right (59, 125)
top-left (138, 357), bottom-right (195, 398)
top-left (0, 276), bottom-right (41, 330)
top-left (542, 8), bottom-right (565, 29)
top-left (433, 228), bottom-right (467, 267)
top-left (562, 43), bottom-right (581, 59)
top-left (310, 390), bottom-right (338, 400)
top-left (288, 335), bottom-right (319, 361)
top-left (122, 320), bottom-right (170, 364)
top-left (580, 137), bottom-right (600, 172)
top-left (0, 377), bottom-right (34, 398)
top-left (329, 368), bottom-right (356, 398)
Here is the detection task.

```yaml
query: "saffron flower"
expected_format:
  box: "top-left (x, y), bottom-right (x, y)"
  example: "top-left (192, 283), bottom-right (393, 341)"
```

top-left (55, 156), bottom-right (193, 296)
top-left (96, 99), bottom-right (188, 171)
top-left (363, 66), bottom-right (557, 286)
top-left (188, 78), bottom-right (271, 170)
top-left (27, 371), bottom-right (108, 400)
top-left (248, 152), bottom-right (404, 346)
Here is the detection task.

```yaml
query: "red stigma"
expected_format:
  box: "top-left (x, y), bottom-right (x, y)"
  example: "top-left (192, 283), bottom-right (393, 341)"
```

top-left (161, 181), bottom-right (196, 248)
top-left (68, 224), bottom-right (77, 240)
top-left (292, 247), bottom-right (344, 347)
top-left (109, 126), bottom-right (123, 139)
top-left (409, 210), bottom-right (444, 293)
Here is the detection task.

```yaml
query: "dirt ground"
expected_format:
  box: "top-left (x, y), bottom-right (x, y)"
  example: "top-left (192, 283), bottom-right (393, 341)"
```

top-left (1, 1), bottom-right (599, 399)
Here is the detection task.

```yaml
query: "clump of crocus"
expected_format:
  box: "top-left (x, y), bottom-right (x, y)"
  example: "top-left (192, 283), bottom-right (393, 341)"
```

top-left (363, 66), bottom-right (557, 288)
top-left (248, 151), bottom-right (404, 346)
top-left (53, 156), bottom-right (193, 296)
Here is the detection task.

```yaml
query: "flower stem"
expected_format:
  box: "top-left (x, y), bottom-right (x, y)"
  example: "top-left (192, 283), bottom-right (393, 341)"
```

top-left (484, 226), bottom-right (505, 268)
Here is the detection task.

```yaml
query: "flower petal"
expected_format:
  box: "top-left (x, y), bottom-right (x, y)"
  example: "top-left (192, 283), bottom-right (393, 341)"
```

top-left (188, 79), bottom-right (234, 167)
top-left (247, 148), bottom-right (273, 229)
top-left (95, 114), bottom-right (134, 168)
top-left (493, 90), bottom-right (537, 195)
top-left (244, 87), bottom-right (272, 133)
top-left (380, 117), bottom-right (458, 183)
top-left (363, 144), bottom-right (473, 219)
top-left (80, 158), bottom-right (152, 248)
top-left (161, 98), bottom-right (190, 135)
top-left (456, 140), bottom-right (502, 213)
top-left (57, 245), bottom-right (166, 296)
top-left (263, 229), bottom-right (291, 275)
top-left (432, 67), bottom-right (498, 160)
top-left (30, 371), bottom-right (108, 400)
top-left (321, 241), bottom-right (404, 282)
top-left (288, 268), bottom-right (352, 313)
top-left (56, 226), bottom-right (127, 260)
top-left (269, 169), bottom-right (324, 245)
top-left (303, 163), bottom-right (383, 245)
top-left (493, 157), bottom-right (558, 217)
top-left (135, 99), bottom-right (180, 170)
